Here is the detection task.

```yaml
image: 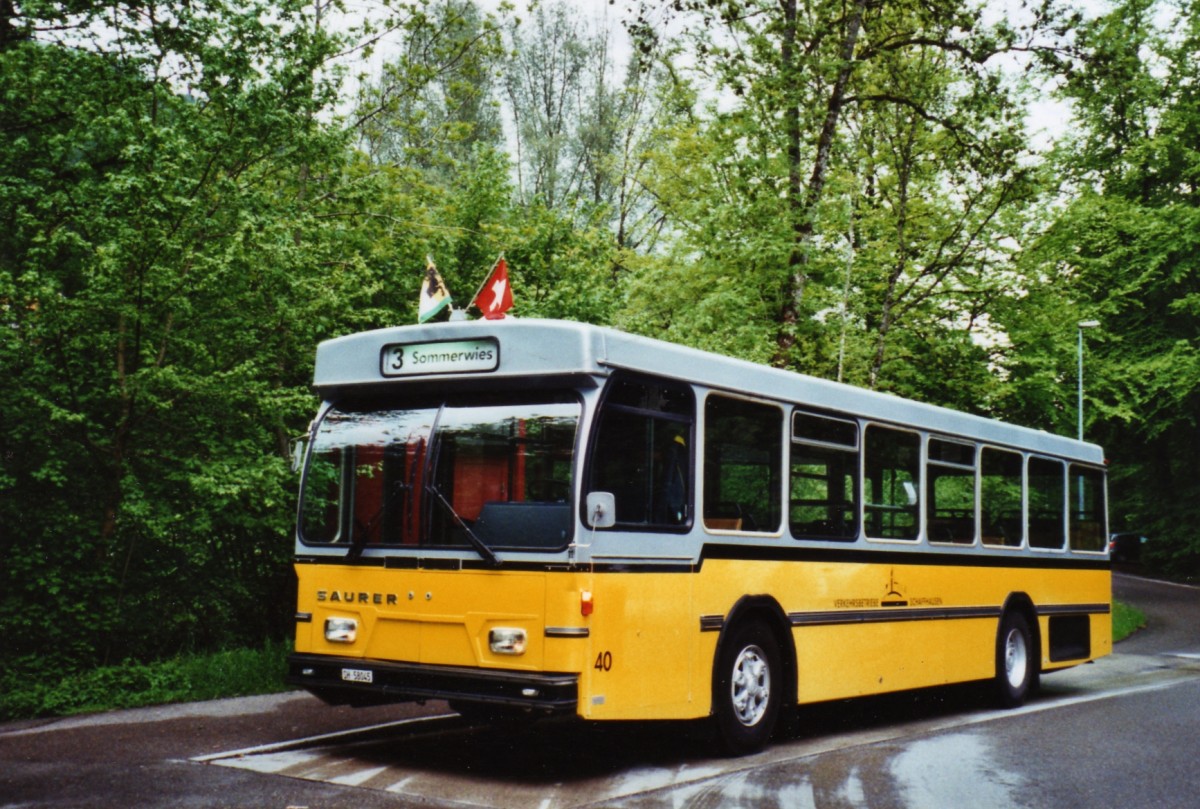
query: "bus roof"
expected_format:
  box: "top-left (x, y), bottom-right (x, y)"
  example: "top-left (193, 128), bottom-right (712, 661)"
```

top-left (313, 318), bottom-right (1104, 464)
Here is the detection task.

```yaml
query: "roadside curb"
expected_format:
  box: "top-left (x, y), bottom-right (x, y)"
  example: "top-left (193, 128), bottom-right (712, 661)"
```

top-left (1116, 571), bottom-right (1200, 591)
top-left (0, 690), bottom-right (315, 738)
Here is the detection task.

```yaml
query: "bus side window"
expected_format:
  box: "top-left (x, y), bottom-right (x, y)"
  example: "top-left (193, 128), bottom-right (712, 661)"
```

top-left (1069, 464), bottom-right (1106, 552)
top-left (864, 425), bottom-right (920, 540)
top-left (927, 438), bottom-right (976, 544)
top-left (704, 396), bottom-right (783, 533)
top-left (790, 411), bottom-right (859, 540)
top-left (981, 447), bottom-right (1023, 547)
top-left (1028, 456), bottom-right (1066, 549)
top-left (589, 376), bottom-right (694, 530)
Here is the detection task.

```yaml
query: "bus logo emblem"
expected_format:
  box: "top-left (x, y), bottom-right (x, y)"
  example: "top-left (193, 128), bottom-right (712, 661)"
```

top-left (881, 569), bottom-right (908, 608)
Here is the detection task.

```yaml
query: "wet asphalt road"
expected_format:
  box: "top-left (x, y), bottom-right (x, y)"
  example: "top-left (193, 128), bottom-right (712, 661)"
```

top-left (1, 571), bottom-right (1197, 808)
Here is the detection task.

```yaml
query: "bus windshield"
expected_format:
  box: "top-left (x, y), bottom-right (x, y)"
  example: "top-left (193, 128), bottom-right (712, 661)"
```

top-left (299, 393), bottom-right (579, 554)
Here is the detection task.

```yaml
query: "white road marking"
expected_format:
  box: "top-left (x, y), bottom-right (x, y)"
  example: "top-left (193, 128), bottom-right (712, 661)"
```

top-left (197, 666), bottom-right (1200, 808)
top-left (330, 764), bottom-right (389, 787)
top-left (191, 713), bottom-right (455, 763)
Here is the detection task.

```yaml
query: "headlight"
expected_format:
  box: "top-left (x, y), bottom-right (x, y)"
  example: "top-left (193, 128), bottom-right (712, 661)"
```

top-left (325, 617), bottom-right (358, 643)
top-left (488, 627), bottom-right (527, 655)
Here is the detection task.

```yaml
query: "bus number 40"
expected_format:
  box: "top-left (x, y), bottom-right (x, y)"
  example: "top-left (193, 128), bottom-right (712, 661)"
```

top-left (595, 651), bottom-right (613, 671)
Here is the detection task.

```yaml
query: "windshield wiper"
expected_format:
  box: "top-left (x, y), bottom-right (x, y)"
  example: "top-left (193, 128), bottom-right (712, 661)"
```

top-left (426, 484), bottom-right (501, 569)
top-left (347, 478), bottom-right (412, 561)
top-left (423, 403), bottom-right (501, 569)
top-left (346, 526), bottom-right (369, 561)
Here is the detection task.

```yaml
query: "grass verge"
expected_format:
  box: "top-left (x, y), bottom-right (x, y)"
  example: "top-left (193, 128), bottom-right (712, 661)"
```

top-left (1112, 599), bottom-right (1146, 643)
top-left (0, 640), bottom-right (292, 722)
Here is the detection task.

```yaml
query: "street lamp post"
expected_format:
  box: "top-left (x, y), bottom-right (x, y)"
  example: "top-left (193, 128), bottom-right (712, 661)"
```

top-left (1077, 320), bottom-right (1101, 441)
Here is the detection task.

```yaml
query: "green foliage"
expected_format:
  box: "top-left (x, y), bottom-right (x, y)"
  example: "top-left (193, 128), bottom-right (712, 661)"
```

top-left (0, 1), bottom-right (373, 675)
top-left (4, 0), bottom-right (1200, 712)
top-left (0, 0), bottom-right (631, 699)
top-left (0, 641), bottom-right (290, 721)
top-left (1112, 600), bottom-right (1146, 644)
top-left (1016, 0), bottom-right (1200, 575)
top-left (356, 0), bottom-right (506, 174)
top-left (351, 0), bottom-right (634, 325)
top-left (622, 0), bottom-right (1044, 402)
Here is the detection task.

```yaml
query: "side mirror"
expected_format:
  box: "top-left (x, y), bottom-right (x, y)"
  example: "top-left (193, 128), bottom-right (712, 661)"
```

top-left (290, 437), bottom-right (307, 473)
top-left (586, 492), bottom-right (616, 529)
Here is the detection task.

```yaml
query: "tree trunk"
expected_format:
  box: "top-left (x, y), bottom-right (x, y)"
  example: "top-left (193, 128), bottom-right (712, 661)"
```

top-left (774, 0), bottom-right (868, 367)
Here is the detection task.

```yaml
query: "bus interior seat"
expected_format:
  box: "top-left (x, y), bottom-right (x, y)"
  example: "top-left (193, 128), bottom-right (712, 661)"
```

top-left (929, 510), bottom-right (974, 542)
top-left (707, 502), bottom-right (747, 531)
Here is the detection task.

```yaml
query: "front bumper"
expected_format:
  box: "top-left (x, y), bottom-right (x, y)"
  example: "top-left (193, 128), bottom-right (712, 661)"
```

top-left (287, 653), bottom-right (579, 712)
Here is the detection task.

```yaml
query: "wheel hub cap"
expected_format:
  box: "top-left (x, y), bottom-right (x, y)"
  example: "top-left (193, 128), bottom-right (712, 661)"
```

top-left (1004, 628), bottom-right (1028, 689)
top-left (731, 644), bottom-right (770, 726)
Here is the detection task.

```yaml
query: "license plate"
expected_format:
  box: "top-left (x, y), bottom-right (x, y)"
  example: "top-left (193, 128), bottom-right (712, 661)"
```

top-left (341, 668), bottom-right (373, 684)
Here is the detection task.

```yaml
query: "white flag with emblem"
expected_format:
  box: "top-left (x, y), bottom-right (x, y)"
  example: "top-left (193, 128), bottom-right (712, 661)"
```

top-left (418, 256), bottom-right (452, 323)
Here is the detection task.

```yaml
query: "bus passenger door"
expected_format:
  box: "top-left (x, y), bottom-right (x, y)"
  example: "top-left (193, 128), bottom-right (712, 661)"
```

top-left (584, 555), bottom-right (697, 720)
top-left (583, 373), bottom-right (698, 718)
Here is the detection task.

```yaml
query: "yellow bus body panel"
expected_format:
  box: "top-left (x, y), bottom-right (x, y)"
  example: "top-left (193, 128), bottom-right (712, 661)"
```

top-left (693, 557), bottom-right (1109, 706)
top-left (296, 555), bottom-right (1109, 720)
top-left (581, 571), bottom-right (696, 720)
top-left (297, 565), bottom-right (553, 670)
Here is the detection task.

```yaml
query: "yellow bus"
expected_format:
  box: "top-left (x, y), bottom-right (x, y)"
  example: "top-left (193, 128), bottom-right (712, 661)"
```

top-left (287, 318), bottom-right (1110, 753)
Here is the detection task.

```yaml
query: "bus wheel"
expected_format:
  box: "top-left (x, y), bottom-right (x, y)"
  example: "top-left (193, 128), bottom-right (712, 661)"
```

top-left (995, 611), bottom-right (1037, 708)
top-left (714, 622), bottom-right (781, 755)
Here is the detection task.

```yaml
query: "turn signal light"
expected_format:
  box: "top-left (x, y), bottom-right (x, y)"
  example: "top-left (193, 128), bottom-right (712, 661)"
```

top-left (581, 589), bottom-right (594, 617)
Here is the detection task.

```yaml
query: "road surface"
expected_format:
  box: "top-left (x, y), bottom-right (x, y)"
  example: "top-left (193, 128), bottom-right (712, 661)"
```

top-left (1, 572), bottom-right (1197, 808)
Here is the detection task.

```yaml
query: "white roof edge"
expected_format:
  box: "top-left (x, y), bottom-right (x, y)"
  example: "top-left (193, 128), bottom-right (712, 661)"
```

top-left (313, 318), bottom-right (1104, 464)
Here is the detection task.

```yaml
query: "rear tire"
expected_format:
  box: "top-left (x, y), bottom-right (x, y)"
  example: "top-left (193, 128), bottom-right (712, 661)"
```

top-left (714, 622), bottom-right (782, 755)
top-left (995, 611), bottom-right (1038, 707)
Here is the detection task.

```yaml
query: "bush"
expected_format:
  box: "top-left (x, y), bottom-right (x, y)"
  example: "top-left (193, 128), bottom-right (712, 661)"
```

top-left (0, 641), bottom-right (291, 721)
top-left (1112, 600), bottom-right (1146, 643)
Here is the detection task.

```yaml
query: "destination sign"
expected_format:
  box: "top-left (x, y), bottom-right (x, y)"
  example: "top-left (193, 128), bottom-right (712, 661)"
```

top-left (380, 338), bottom-right (499, 377)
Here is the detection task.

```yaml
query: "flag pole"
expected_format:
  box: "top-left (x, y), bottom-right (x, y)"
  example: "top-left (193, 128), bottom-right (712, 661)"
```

top-left (431, 253), bottom-right (461, 319)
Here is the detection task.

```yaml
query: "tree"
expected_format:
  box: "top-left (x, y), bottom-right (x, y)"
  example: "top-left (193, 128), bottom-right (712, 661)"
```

top-left (1013, 0), bottom-right (1200, 573)
top-left (840, 13), bottom-right (1036, 398)
top-left (503, 0), bottom-right (592, 212)
top-left (355, 0), bottom-right (506, 175)
top-left (0, 0), bottom-right (384, 672)
top-left (624, 0), bottom-right (1045, 400)
top-left (504, 2), bottom-right (673, 256)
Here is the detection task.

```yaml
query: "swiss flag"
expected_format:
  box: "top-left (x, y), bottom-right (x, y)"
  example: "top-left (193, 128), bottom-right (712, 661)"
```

top-left (474, 257), bottom-right (513, 319)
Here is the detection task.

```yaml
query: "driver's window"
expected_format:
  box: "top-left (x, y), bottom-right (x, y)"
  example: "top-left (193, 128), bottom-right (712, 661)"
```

top-left (588, 375), bottom-right (694, 530)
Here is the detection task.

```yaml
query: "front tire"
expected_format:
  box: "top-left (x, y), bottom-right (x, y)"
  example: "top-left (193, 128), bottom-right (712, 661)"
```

top-left (995, 611), bottom-right (1038, 707)
top-left (714, 622), bottom-right (782, 755)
